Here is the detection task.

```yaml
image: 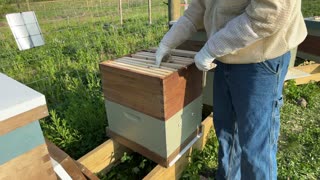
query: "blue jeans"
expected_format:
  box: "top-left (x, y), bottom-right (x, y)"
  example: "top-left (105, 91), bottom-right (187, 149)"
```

top-left (213, 52), bottom-right (290, 180)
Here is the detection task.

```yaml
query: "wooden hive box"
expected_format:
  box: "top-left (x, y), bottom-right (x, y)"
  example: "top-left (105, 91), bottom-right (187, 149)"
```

top-left (100, 49), bottom-right (203, 167)
top-left (0, 73), bottom-right (56, 180)
top-left (297, 17), bottom-right (320, 62)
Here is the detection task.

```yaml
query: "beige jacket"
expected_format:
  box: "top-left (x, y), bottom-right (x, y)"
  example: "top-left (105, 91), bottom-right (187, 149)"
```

top-left (182, 0), bottom-right (307, 64)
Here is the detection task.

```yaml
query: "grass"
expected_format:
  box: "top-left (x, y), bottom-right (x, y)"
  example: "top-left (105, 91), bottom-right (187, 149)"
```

top-left (0, 0), bottom-right (319, 179)
top-left (278, 81), bottom-right (320, 179)
top-left (0, 0), bottom-right (168, 159)
top-left (302, 0), bottom-right (320, 17)
top-left (98, 152), bottom-right (157, 179)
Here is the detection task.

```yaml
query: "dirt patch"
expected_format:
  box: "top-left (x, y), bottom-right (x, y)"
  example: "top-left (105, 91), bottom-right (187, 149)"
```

top-left (0, 22), bottom-right (8, 27)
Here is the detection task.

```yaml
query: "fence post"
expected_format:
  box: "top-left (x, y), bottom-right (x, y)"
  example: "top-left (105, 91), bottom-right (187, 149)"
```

top-left (168, 0), bottom-right (180, 22)
top-left (16, 0), bottom-right (21, 9)
top-left (26, 0), bottom-right (30, 11)
top-left (86, 0), bottom-right (89, 10)
top-left (148, 0), bottom-right (152, 24)
top-left (119, 0), bottom-right (123, 25)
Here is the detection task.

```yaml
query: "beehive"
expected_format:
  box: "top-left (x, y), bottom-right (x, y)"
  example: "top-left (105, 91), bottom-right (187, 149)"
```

top-left (0, 73), bottom-right (55, 180)
top-left (100, 49), bottom-right (203, 167)
top-left (297, 17), bottom-right (320, 62)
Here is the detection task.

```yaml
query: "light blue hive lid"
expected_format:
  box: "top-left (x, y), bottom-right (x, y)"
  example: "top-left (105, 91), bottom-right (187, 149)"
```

top-left (0, 73), bottom-right (46, 122)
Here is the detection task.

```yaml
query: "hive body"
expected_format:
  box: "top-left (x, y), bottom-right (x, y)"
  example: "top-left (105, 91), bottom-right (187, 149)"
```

top-left (0, 73), bottom-right (55, 179)
top-left (100, 49), bottom-right (203, 166)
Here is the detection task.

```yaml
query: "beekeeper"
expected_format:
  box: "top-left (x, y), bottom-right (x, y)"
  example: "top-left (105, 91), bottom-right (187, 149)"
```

top-left (155, 0), bottom-right (307, 179)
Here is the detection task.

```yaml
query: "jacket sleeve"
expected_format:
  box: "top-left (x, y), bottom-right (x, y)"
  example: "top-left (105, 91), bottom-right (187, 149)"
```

top-left (160, 0), bottom-right (205, 49)
top-left (206, 0), bottom-right (295, 58)
top-left (183, 0), bottom-right (205, 30)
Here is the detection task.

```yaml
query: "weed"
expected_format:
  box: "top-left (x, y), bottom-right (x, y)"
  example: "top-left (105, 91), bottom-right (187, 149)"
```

top-left (284, 80), bottom-right (319, 107)
top-left (181, 130), bottom-right (219, 179)
top-left (100, 152), bottom-right (156, 179)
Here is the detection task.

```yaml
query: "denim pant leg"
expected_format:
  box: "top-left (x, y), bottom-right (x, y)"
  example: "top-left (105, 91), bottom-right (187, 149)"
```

top-left (213, 62), bottom-right (241, 180)
top-left (229, 52), bottom-right (290, 180)
top-left (213, 52), bottom-right (290, 180)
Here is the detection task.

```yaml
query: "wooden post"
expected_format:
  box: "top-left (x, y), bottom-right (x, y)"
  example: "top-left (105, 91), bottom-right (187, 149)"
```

top-left (148, 0), bottom-right (152, 25)
top-left (168, 0), bottom-right (180, 22)
top-left (119, 0), bottom-right (123, 25)
top-left (86, 0), bottom-right (89, 10)
top-left (26, 0), bottom-right (30, 11)
top-left (16, 0), bottom-right (21, 9)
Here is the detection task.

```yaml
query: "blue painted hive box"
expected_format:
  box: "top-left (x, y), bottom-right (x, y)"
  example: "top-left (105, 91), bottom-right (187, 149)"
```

top-left (0, 73), bottom-right (55, 179)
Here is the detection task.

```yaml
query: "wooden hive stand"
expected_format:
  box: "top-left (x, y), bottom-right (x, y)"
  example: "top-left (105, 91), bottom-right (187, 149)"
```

top-left (78, 114), bottom-right (214, 179)
top-left (285, 63), bottom-right (320, 84)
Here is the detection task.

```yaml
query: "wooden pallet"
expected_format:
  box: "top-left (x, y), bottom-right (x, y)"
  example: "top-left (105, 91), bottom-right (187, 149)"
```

top-left (46, 139), bottom-right (99, 180)
top-left (285, 63), bottom-right (320, 85)
top-left (77, 114), bottom-right (214, 179)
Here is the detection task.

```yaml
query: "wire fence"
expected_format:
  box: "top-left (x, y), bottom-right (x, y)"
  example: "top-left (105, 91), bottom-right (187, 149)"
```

top-left (0, 0), bottom-right (172, 157)
top-left (0, 0), bottom-right (168, 107)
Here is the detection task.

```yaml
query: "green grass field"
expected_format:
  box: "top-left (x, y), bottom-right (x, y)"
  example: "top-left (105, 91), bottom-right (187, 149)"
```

top-left (1, 0), bottom-right (168, 159)
top-left (0, 0), bottom-right (319, 179)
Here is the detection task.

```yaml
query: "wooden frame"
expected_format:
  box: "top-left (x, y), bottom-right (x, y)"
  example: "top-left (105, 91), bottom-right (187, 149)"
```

top-left (77, 138), bottom-right (131, 174)
top-left (77, 114), bottom-right (214, 179)
top-left (46, 139), bottom-right (99, 180)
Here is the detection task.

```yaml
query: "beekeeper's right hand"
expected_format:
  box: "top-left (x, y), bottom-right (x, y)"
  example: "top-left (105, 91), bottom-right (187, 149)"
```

top-left (155, 43), bottom-right (171, 67)
top-left (155, 16), bottom-right (197, 67)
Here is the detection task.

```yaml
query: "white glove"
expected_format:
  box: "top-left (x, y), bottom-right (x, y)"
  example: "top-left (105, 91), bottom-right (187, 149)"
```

top-left (155, 16), bottom-right (197, 67)
top-left (194, 44), bottom-right (217, 71)
top-left (155, 43), bottom-right (171, 67)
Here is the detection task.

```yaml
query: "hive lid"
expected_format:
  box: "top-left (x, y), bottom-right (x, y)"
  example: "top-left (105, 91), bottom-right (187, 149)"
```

top-left (0, 73), bottom-right (46, 122)
top-left (100, 49), bottom-right (197, 78)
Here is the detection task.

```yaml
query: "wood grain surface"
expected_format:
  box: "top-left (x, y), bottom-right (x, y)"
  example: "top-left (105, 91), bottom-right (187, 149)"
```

top-left (0, 144), bottom-right (56, 180)
top-left (100, 50), bottom-right (202, 121)
top-left (0, 105), bottom-right (48, 135)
